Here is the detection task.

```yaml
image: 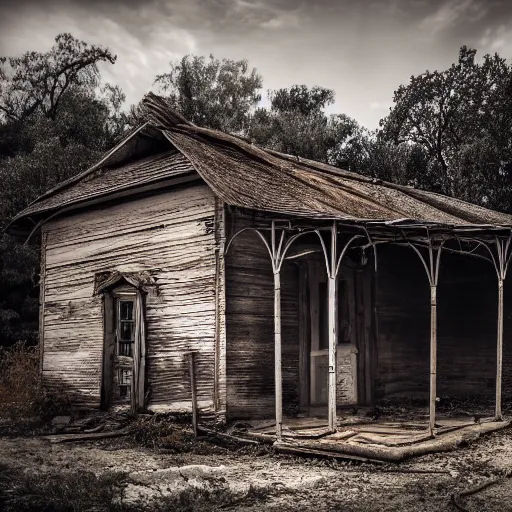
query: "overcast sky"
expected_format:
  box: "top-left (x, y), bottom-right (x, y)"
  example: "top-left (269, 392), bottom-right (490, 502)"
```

top-left (1, 0), bottom-right (511, 129)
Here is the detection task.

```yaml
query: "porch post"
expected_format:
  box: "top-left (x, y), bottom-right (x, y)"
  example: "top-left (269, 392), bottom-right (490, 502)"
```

top-left (328, 222), bottom-right (338, 432)
top-left (429, 284), bottom-right (437, 435)
top-left (274, 269), bottom-right (283, 440)
top-left (404, 234), bottom-right (443, 437)
top-left (496, 278), bottom-right (504, 421)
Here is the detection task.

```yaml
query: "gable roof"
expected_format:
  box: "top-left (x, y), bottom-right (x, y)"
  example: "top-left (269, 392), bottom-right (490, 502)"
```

top-left (8, 92), bottom-right (512, 236)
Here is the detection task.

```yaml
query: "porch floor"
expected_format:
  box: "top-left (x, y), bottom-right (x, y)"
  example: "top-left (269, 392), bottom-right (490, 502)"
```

top-left (244, 415), bottom-right (511, 463)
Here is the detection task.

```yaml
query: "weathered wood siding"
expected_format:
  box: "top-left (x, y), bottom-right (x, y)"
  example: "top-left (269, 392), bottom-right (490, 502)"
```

top-left (225, 210), bottom-right (299, 419)
top-left (375, 245), bottom-right (511, 405)
top-left (41, 183), bottom-right (220, 411)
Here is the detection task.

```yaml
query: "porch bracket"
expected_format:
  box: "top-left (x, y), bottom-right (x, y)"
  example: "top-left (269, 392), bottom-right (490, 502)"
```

top-left (327, 223), bottom-right (338, 432)
top-left (224, 220), bottom-right (376, 439)
top-left (467, 233), bottom-right (512, 421)
top-left (494, 234), bottom-right (512, 421)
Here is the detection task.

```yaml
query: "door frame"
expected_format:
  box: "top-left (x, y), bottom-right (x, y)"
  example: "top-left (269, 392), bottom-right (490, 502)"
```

top-left (297, 259), bottom-right (375, 413)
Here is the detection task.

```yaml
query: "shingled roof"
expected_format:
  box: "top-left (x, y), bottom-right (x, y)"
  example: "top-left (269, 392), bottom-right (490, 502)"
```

top-left (8, 92), bottom-right (512, 235)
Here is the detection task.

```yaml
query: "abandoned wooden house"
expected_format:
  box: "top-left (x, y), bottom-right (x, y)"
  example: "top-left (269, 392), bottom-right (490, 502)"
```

top-left (8, 93), bottom-right (512, 440)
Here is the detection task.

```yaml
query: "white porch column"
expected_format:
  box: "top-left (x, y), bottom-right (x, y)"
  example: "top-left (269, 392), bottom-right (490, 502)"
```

top-left (328, 223), bottom-right (338, 432)
top-left (274, 270), bottom-right (283, 440)
top-left (496, 278), bottom-right (504, 421)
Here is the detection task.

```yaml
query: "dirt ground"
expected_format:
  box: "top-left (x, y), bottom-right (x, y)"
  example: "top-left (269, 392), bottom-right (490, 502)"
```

top-left (1, 423), bottom-right (512, 511)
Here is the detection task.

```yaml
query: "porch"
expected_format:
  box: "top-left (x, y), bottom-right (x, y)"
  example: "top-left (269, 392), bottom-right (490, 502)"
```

top-left (224, 211), bottom-right (512, 442)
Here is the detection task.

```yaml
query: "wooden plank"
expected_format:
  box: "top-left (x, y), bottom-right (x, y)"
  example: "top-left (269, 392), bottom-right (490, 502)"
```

top-left (496, 278), bottom-right (504, 420)
top-left (43, 184), bottom-right (218, 409)
top-left (429, 284), bottom-right (437, 435)
top-left (213, 198), bottom-right (227, 416)
top-left (188, 352), bottom-right (199, 437)
top-left (45, 426), bottom-right (133, 443)
top-left (298, 262), bottom-right (310, 412)
top-left (308, 261), bottom-right (321, 405)
top-left (39, 231), bottom-right (48, 384)
top-left (224, 209), bottom-right (299, 420)
top-left (101, 293), bottom-right (114, 408)
top-left (363, 268), bottom-right (374, 405)
top-left (274, 443), bottom-right (385, 464)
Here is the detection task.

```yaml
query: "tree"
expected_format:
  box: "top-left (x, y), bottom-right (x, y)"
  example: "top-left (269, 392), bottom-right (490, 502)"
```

top-left (0, 33), bottom-right (116, 123)
top-left (381, 46), bottom-right (512, 210)
top-left (344, 128), bottom-right (433, 189)
top-left (0, 34), bottom-right (125, 347)
top-left (154, 54), bottom-right (262, 133)
top-left (249, 85), bottom-right (358, 165)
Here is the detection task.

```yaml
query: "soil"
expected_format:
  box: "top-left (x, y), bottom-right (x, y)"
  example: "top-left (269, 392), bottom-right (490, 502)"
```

top-left (1, 424), bottom-right (512, 511)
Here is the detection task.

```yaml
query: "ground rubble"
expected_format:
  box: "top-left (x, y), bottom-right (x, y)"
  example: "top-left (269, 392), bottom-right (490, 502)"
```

top-left (1, 411), bottom-right (512, 511)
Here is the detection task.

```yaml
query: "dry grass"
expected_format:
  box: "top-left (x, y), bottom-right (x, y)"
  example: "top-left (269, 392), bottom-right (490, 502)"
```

top-left (0, 461), bottom-right (282, 512)
top-left (0, 341), bottom-right (70, 421)
top-left (0, 462), bottom-right (129, 512)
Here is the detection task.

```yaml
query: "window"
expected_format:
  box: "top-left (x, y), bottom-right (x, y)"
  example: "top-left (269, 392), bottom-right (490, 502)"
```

top-left (117, 300), bottom-right (134, 357)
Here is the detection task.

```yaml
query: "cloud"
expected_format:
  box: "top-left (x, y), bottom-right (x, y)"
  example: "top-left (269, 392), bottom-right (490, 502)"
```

top-left (370, 102), bottom-right (390, 111)
top-left (420, 0), bottom-right (487, 34)
top-left (1, 0), bottom-right (512, 130)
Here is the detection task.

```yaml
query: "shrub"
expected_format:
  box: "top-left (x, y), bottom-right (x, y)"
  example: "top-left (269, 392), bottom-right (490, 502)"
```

top-left (0, 341), bottom-right (70, 420)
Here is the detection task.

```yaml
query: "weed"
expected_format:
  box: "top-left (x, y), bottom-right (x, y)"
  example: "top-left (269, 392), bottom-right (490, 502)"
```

top-left (0, 463), bottom-right (129, 512)
top-left (0, 341), bottom-right (70, 422)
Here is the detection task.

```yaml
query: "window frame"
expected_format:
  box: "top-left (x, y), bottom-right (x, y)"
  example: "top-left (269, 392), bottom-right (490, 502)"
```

top-left (113, 289), bottom-right (137, 402)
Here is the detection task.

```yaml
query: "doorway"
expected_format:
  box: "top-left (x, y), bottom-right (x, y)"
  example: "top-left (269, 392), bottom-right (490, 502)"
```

top-left (299, 259), bottom-right (374, 413)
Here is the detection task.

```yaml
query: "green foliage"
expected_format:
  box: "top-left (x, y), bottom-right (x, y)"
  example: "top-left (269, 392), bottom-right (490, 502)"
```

top-left (270, 84), bottom-right (335, 115)
top-left (0, 235), bottom-right (38, 346)
top-left (0, 33), bottom-right (116, 123)
top-left (250, 84), bottom-right (358, 165)
top-left (380, 46), bottom-right (512, 210)
top-left (155, 54), bottom-right (262, 133)
top-left (0, 34), bottom-right (127, 348)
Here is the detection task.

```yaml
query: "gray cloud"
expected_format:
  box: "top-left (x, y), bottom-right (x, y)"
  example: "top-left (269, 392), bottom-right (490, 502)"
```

top-left (1, 0), bottom-right (512, 128)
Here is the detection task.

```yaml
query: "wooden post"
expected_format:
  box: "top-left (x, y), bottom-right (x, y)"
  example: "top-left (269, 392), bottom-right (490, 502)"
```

top-left (39, 231), bottom-right (47, 386)
top-left (274, 271), bottom-right (283, 440)
top-left (101, 293), bottom-right (115, 409)
top-left (188, 352), bottom-right (199, 437)
top-left (429, 285), bottom-right (437, 436)
top-left (496, 278), bottom-right (504, 421)
top-left (328, 223), bottom-right (337, 432)
top-left (406, 238), bottom-right (443, 437)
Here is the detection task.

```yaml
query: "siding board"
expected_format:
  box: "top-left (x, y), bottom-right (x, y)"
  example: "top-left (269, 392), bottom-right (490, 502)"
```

top-left (42, 184), bottom-right (218, 410)
top-left (225, 210), bottom-right (299, 419)
top-left (375, 245), bottom-right (508, 407)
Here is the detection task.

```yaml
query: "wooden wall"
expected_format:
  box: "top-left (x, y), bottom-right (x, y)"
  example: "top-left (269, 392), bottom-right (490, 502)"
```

top-left (41, 183), bottom-right (220, 411)
top-left (224, 210), bottom-right (299, 419)
top-left (375, 244), bottom-right (512, 405)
